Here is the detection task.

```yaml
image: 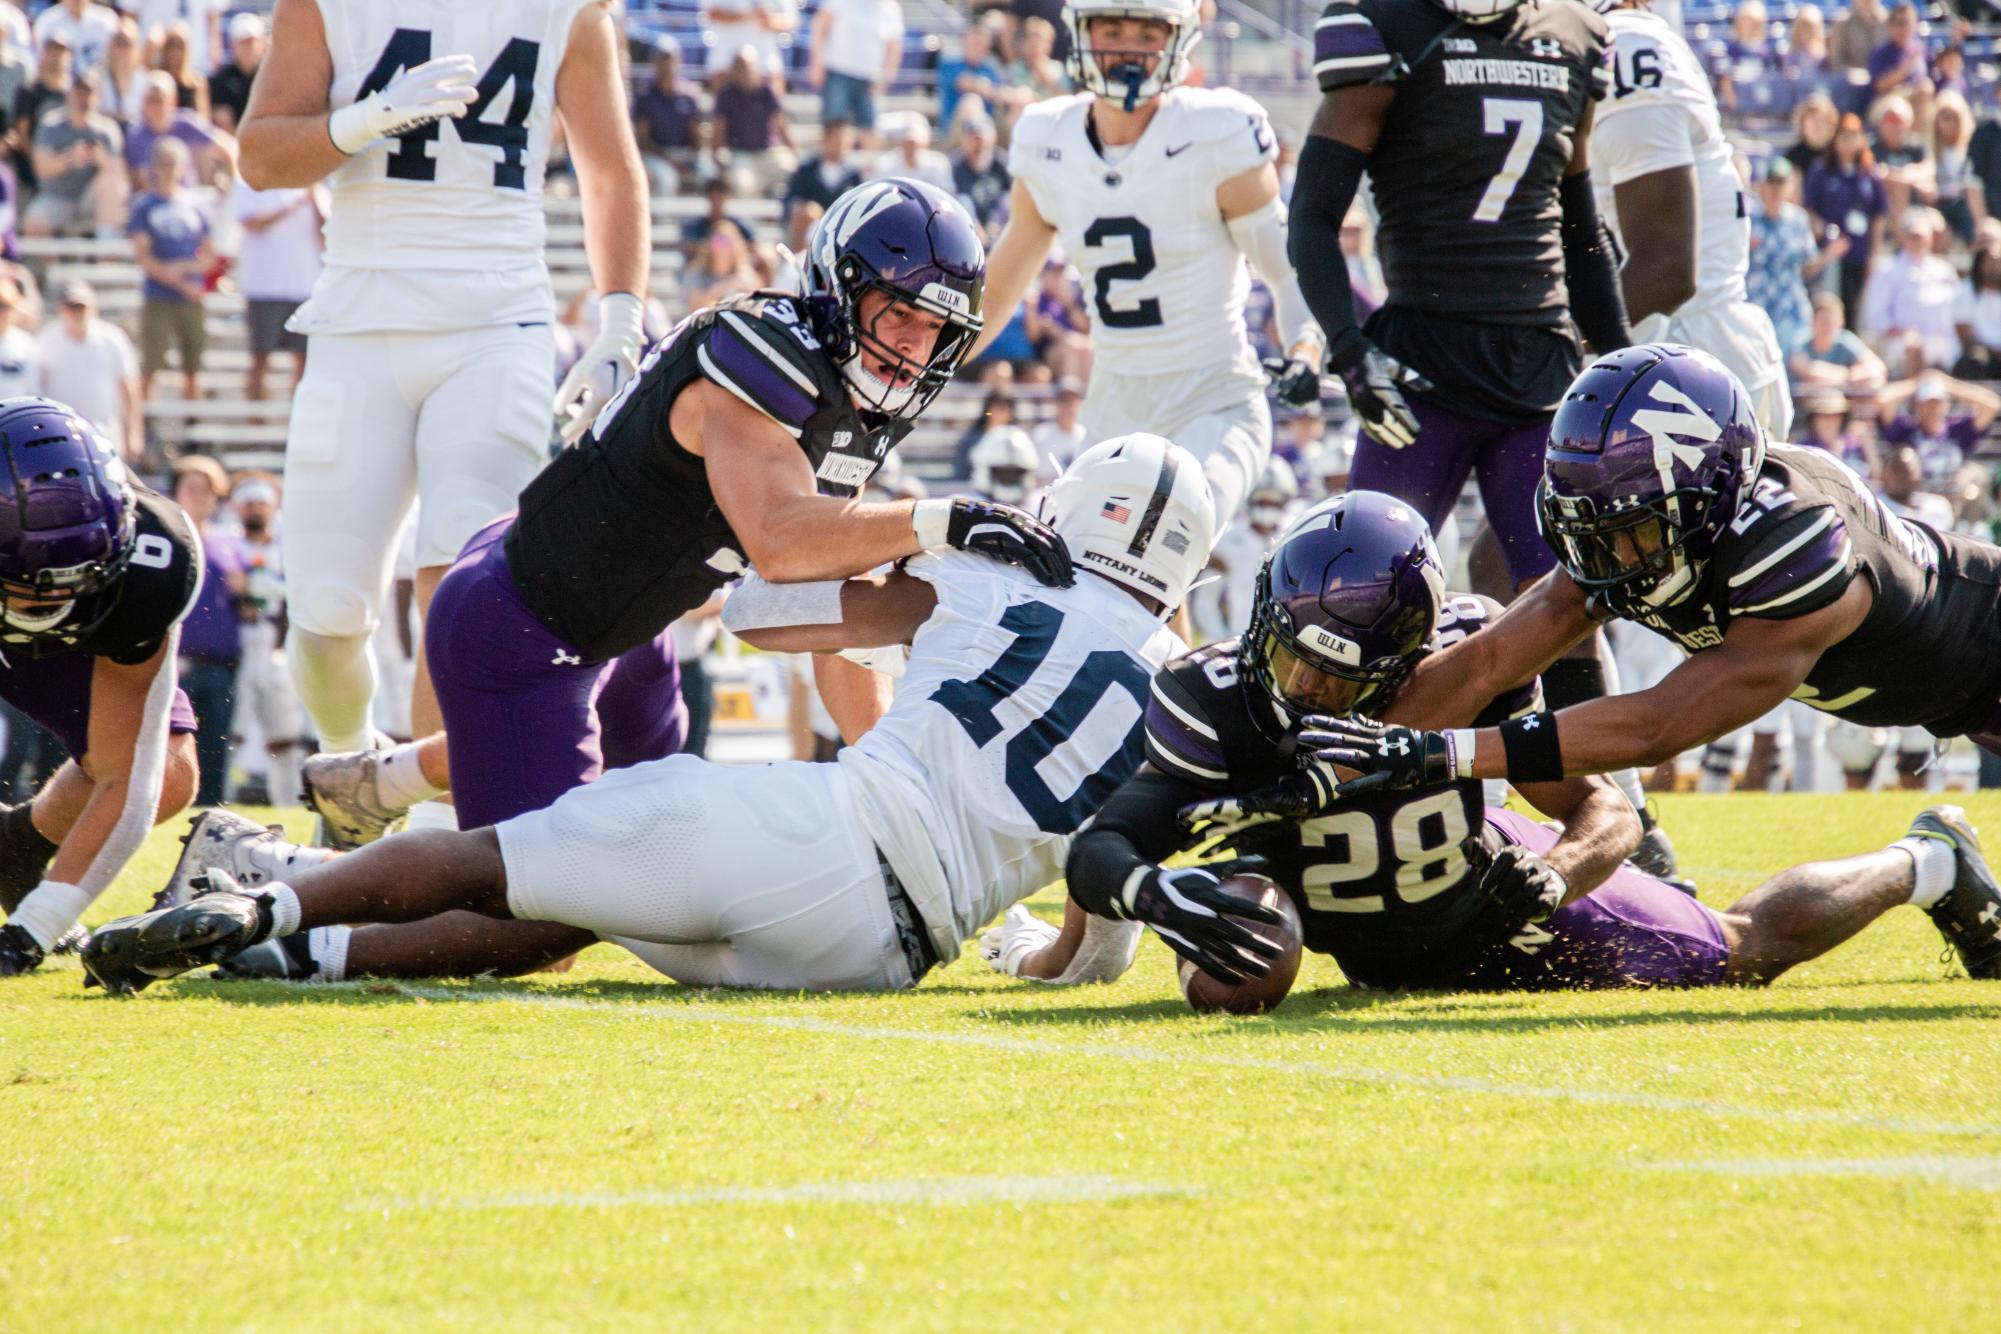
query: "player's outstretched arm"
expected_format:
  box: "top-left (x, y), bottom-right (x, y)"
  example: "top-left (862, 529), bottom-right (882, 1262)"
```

top-left (1388, 571), bottom-right (1598, 730)
top-left (723, 568), bottom-right (938, 655)
top-left (964, 180), bottom-right (1057, 363)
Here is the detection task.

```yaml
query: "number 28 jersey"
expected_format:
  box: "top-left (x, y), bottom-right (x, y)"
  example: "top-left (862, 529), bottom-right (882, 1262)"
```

top-left (1009, 88), bottom-right (1279, 378)
top-left (295, 0), bottom-right (599, 334)
top-left (839, 554), bottom-right (1185, 961)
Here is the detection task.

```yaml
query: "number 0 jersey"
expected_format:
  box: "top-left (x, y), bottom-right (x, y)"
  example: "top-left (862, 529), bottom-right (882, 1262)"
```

top-left (1143, 595), bottom-right (1542, 986)
top-left (506, 292), bottom-right (906, 663)
top-left (1009, 87), bottom-right (1279, 379)
top-left (839, 553), bottom-right (1185, 961)
top-left (293, 0), bottom-right (600, 334)
top-left (1624, 443), bottom-right (2001, 734)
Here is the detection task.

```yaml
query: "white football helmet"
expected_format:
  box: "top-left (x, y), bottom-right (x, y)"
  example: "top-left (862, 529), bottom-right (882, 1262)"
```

top-left (969, 426), bottom-right (1040, 504)
top-left (1062, 0), bottom-right (1202, 111)
top-left (1249, 457), bottom-right (1299, 507)
top-left (1042, 433), bottom-right (1217, 608)
top-left (1434, 0), bottom-right (1532, 22)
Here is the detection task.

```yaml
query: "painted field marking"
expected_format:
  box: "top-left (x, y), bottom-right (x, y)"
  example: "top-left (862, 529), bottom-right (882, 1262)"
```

top-left (386, 984), bottom-right (2001, 1139)
top-left (1646, 1157), bottom-right (2001, 1192)
top-left (350, 1175), bottom-right (1192, 1214)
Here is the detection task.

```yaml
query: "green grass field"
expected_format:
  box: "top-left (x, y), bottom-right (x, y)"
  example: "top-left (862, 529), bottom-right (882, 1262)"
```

top-left (4, 792), bottom-right (1999, 1330)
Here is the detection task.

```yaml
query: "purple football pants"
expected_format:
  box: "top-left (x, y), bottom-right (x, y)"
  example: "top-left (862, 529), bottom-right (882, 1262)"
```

top-left (424, 515), bottom-right (688, 831)
top-left (1463, 808), bottom-right (1730, 990)
top-left (1, 657), bottom-right (197, 763)
top-left (1349, 400), bottom-right (1557, 587)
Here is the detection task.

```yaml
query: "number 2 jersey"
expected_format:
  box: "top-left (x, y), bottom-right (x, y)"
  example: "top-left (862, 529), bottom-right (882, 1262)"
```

top-left (1009, 87), bottom-right (1280, 380)
top-left (293, 0), bottom-right (601, 334)
top-left (840, 553), bottom-right (1185, 962)
top-left (1624, 442), bottom-right (2001, 735)
top-left (1143, 596), bottom-right (1544, 987)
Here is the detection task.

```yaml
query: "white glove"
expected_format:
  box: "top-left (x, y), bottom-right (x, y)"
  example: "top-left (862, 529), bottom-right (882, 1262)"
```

top-left (978, 905), bottom-right (1143, 986)
top-left (328, 55), bottom-right (479, 155)
top-left (555, 292), bottom-right (649, 446)
top-left (980, 905), bottom-right (1061, 979)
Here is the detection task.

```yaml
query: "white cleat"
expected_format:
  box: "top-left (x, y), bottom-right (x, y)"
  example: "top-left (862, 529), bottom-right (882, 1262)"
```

top-left (159, 809), bottom-right (290, 909)
top-left (300, 751), bottom-right (406, 851)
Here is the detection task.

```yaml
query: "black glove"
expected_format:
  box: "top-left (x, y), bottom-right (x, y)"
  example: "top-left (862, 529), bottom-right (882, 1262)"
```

top-left (0, 921), bottom-right (44, 977)
top-left (1466, 839), bottom-right (1568, 926)
top-left (1327, 329), bottom-right (1430, 449)
top-left (1176, 759), bottom-right (1344, 840)
top-left (946, 498), bottom-right (1074, 588)
top-left (1297, 714), bottom-right (1455, 796)
top-left (1115, 858), bottom-right (1284, 986)
top-left (1262, 355), bottom-right (1324, 409)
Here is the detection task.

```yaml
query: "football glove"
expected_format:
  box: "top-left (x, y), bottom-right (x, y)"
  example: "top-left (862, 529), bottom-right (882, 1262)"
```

top-left (981, 904), bottom-right (1061, 978)
top-left (1114, 858), bottom-right (1283, 987)
top-left (1262, 355), bottom-right (1324, 409)
top-left (1297, 715), bottom-right (1455, 796)
top-left (1176, 759), bottom-right (1344, 841)
top-left (327, 55), bottom-right (478, 155)
top-left (1327, 330), bottom-right (1429, 450)
top-left (981, 906), bottom-right (1146, 986)
top-left (555, 292), bottom-right (648, 446)
top-left (1466, 840), bottom-right (1568, 926)
top-left (929, 498), bottom-right (1075, 588)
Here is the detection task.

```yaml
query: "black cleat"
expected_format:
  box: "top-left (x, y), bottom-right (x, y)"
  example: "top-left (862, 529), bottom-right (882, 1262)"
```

top-left (0, 921), bottom-right (45, 976)
top-left (1909, 806), bottom-right (2001, 980)
top-left (1628, 804), bottom-right (1697, 897)
top-left (78, 873), bottom-right (271, 996)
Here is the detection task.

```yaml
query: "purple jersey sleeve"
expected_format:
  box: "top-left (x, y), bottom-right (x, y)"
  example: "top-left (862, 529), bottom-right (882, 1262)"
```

top-left (1725, 505), bottom-right (1858, 620)
top-left (694, 306), bottom-right (828, 438)
top-left (1314, 3), bottom-right (1394, 91)
top-left (1143, 668), bottom-right (1232, 789)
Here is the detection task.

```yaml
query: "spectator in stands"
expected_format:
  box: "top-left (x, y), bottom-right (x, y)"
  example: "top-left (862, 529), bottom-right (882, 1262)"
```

top-left (698, 0), bottom-right (797, 88)
top-left (1870, 93), bottom-right (1930, 220)
top-left (780, 115), bottom-right (860, 233)
top-left (170, 453), bottom-right (242, 807)
top-left (1877, 442), bottom-right (1955, 531)
top-left (1712, 0), bottom-right (1779, 114)
top-left (936, 19), bottom-right (1005, 135)
top-left (1929, 90), bottom-right (1982, 244)
top-left (1749, 158), bottom-right (1821, 359)
top-left (228, 471), bottom-right (302, 807)
top-left (125, 70), bottom-right (226, 191)
top-left (1800, 388), bottom-right (1878, 478)
top-left (33, 0), bottom-right (117, 73)
top-left (1862, 207), bottom-right (1962, 375)
top-left (129, 135), bottom-right (209, 402)
top-left (867, 111), bottom-right (952, 193)
top-left (632, 35), bottom-right (704, 197)
top-left (229, 174), bottom-right (320, 403)
top-left (98, 16), bottom-right (142, 125)
top-left (1879, 372), bottom-right (2001, 490)
top-left (710, 44), bottom-right (792, 190)
top-left (0, 2), bottom-right (26, 62)
top-left (1781, 92), bottom-right (1839, 192)
top-left (1805, 115), bottom-right (1887, 327)
top-left (1024, 256), bottom-right (1090, 382)
top-left (151, 20), bottom-right (207, 119)
top-left (681, 219), bottom-right (759, 309)
top-left (1868, 3), bottom-right (1931, 108)
top-left (1931, 40), bottom-right (1967, 99)
top-left (1029, 375), bottom-right (1086, 480)
top-left (1954, 240), bottom-right (2001, 377)
top-left (951, 112), bottom-right (1010, 230)
top-left (11, 36), bottom-right (71, 192)
top-left (954, 388), bottom-right (1016, 472)
top-left (1782, 5), bottom-right (1830, 82)
top-left (680, 173), bottom-right (757, 258)
top-left (206, 11), bottom-right (261, 134)
top-left (1972, 109), bottom-right (2001, 228)
top-left (1005, 16), bottom-right (1068, 106)
top-left (1276, 407), bottom-right (1326, 480)
top-left (37, 280), bottom-right (137, 459)
top-left (1791, 291), bottom-right (1890, 393)
top-left (26, 71), bottom-right (125, 238)
top-left (0, 268), bottom-right (38, 397)
top-left (1830, 0), bottom-right (1888, 75)
top-left (808, 0), bottom-right (903, 139)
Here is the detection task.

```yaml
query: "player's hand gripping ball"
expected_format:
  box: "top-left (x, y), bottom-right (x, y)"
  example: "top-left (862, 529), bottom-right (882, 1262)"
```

top-left (1177, 874), bottom-right (1304, 1015)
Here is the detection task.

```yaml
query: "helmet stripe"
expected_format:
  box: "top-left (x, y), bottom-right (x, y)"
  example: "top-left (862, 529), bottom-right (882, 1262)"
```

top-left (1125, 447), bottom-right (1180, 558)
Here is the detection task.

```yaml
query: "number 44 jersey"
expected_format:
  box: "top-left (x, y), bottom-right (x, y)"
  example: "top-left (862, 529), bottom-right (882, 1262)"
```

top-left (838, 552), bottom-right (1186, 962)
top-left (295, 0), bottom-right (599, 334)
top-left (1009, 87), bottom-right (1280, 380)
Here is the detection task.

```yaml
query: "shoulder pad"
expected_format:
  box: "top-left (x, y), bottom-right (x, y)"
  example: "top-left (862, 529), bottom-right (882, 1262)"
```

top-left (1177, 88), bottom-right (1277, 179)
top-left (697, 300), bottom-right (833, 439)
top-left (1314, 3), bottom-right (1395, 92)
top-left (1144, 650), bottom-right (1236, 788)
top-left (1722, 504), bottom-right (1856, 621)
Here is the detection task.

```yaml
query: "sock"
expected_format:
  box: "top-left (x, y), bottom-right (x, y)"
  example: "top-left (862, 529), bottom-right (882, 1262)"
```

top-left (1892, 835), bottom-right (1957, 908)
top-left (376, 742), bottom-right (445, 809)
top-left (0, 801), bottom-right (59, 914)
top-left (1613, 767), bottom-right (1649, 813)
top-left (308, 925), bottom-right (351, 980)
top-left (289, 627), bottom-right (379, 756)
top-left (403, 800), bottom-right (460, 833)
top-left (9, 881), bottom-right (91, 951)
top-left (265, 883), bottom-right (302, 937)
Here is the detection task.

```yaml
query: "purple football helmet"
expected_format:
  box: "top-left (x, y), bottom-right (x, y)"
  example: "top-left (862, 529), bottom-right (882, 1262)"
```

top-left (1243, 489), bottom-right (1446, 722)
top-left (1538, 344), bottom-right (1765, 619)
top-left (803, 177), bottom-right (985, 422)
top-left (0, 398), bottom-right (138, 651)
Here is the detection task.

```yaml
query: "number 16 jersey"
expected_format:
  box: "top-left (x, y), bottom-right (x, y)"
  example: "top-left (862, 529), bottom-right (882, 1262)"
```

top-left (294, 0), bottom-right (598, 334)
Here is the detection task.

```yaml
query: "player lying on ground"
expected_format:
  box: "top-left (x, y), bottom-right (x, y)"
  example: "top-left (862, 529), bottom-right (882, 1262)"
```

top-left (81, 436), bottom-right (1221, 995)
top-left (1056, 490), bottom-right (2001, 989)
top-left (1310, 346), bottom-right (2001, 831)
top-left (0, 401), bottom-right (202, 976)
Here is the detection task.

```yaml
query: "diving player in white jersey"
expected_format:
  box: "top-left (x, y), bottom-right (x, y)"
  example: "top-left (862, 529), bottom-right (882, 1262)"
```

top-left (85, 436), bottom-right (1217, 995)
top-left (237, 0), bottom-right (649, 788)
top-left (966, 0), bottom-right (1322, 524)
top-left (1592, 0), bottom-right (1791, 439)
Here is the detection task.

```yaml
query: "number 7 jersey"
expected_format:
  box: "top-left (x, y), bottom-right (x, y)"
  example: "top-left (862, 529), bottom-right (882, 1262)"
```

top-left (296, 0), bottom-right (598, 333)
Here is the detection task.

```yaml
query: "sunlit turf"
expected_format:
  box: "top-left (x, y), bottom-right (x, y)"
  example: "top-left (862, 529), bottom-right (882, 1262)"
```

top-left (3, 792), bottom-right (1998, 1330)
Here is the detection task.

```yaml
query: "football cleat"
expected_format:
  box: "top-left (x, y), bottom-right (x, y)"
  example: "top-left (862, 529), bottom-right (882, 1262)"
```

top-left (79, 871), bottom-right (271, 996)
top-left (0, 921), bottom-right (44, 976)
top-left (1909, 806), bottom-right (2001, 980)
top-left (159, 809), bottom-right (286, 910)
top-left (300, 750), bottom-right (405, 851)
top-left (48, 922), bottom-right (88, 956)
top-left (211, 934), bottom-right (317, 982)
top-left (1629, 804), bottom-right (1697, 897)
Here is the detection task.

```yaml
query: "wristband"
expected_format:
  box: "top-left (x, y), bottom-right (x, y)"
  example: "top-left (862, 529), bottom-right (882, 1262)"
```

top-left (912, 498), bottom-right (953, 550)
top-left (1448, 729), bottom-right (1478, 780)
top-left (1498, 713), bottom-right (1565, 784)
top-left (327, 100), bottom-right (377, 155)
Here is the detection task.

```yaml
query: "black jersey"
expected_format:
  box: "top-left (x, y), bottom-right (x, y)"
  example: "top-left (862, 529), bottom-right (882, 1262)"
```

top-left (1144, 595), bottom-right (1540, 987)
top-left (505, 293), bottom-right (908, 663)
top-left (1314, 0), bottom-right (1610, 326)
top-left (1628, 442), bottom-right (2001, 735)
top-left (0, 488), bottom-right (202, 665)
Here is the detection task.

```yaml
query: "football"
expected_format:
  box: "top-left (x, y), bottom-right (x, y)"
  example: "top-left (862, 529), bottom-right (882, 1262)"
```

top-left (1176, 873), bottom-right (1305, 1015)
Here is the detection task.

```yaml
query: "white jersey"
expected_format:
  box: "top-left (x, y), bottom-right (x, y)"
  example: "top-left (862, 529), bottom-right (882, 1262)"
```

top-left (1011, 88), bottom-right (1277, 379)
top-left (1593, 7), bottom-right (1747, 321)
top-left (292, 0), bottom-right (595, 334)
top-left (838, 552), bottom-right (1184, 958)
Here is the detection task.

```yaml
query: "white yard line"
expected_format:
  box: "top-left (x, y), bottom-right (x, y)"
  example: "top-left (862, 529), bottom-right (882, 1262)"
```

top-left (350, 1175), bottom-right (1192, 1214)
top-left (385, 984), bottom-right (2001, 1139)
top-left (1645, 1157), bottom-right (2001, 1191)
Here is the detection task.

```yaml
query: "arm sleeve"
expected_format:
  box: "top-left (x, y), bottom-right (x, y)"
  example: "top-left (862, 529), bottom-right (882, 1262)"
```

top-left (1590, 98), bottom-right (1696, 187)
top-left (1559, 169), bottom-right (1632, 352)
top-left (1226, 198), bottom-right (1322, 355)
top-left (695, 307), bottom-right (828, 438)
top-left (1064, 769), bottom-right (1209, 919)
top-left (1724, 507), bottom-right (1858, 620)
top-left (1287, 134), bottom-right (1368, 355)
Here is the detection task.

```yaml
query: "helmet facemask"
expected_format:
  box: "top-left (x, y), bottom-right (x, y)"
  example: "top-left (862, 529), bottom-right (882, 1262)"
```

top-left (1241, 558), bottom-right (1419, 724)
top-left (1538, 476), bottom-right (1711, 619)
top-left (1066, 7), bottom-right (1200, 112)
top-left (825, 265), bottom-right (981, 422)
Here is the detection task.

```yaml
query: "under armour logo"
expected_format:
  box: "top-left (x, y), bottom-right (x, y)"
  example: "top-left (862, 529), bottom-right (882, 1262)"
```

top-left (1981, 904), bottom-right (2000, 938)
top-left (1509, 922), bottom-right (1554, 953)
top-left (1522, 715), bottom-right (1540, 730)
top-left (1378, 737), bottom-right (1410, 758)
top-left (552, 650), bottom-right (582, 666)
